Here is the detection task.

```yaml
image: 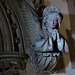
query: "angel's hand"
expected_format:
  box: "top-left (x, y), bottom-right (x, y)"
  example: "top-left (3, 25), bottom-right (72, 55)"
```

top-left (57, 33), bottom-right (64, 51)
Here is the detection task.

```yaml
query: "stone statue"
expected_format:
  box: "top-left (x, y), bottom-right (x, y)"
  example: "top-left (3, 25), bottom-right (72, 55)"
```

top-left (30, 5), bottom-right (69, 73)
top-left (21, 2), bottom-right (69, 73)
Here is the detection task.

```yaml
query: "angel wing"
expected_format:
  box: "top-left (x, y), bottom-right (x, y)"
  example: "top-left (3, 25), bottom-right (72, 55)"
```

top-left (21, 2), bottom-right (57, 72)
top-left (21, 1), bottom-right (41, 48)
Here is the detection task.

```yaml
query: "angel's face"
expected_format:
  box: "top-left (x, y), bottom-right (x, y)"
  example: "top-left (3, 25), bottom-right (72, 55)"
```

top-left (47, 13), bottom-right (58, 29)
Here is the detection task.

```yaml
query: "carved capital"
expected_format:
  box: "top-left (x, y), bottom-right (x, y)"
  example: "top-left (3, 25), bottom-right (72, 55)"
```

top-left (0, 52), bottom-right (28, 75)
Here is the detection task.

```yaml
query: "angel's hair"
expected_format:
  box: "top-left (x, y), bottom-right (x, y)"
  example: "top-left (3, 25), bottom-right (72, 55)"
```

top-left (42, 12), bottom-right (63, 30)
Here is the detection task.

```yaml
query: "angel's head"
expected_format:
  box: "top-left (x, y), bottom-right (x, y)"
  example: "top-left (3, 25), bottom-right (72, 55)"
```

top-left (42, 5), bottom-right (63, 30)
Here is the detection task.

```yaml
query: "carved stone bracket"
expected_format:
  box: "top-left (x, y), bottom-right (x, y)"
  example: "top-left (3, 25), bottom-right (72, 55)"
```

top-left (0, 52), bottom-right (28, 75)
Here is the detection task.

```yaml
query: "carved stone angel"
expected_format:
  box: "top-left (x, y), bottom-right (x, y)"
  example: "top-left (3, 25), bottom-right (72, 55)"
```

top-left (21, 2), bottom-right (69, 73)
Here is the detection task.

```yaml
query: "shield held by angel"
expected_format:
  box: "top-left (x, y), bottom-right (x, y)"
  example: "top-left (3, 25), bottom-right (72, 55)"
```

top-left (22, 3), bottom-right (69, 72)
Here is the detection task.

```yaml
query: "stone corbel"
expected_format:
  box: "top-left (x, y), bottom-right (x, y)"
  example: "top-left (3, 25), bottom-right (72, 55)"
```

top-left (0, 52), bottom-right (28, 75)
